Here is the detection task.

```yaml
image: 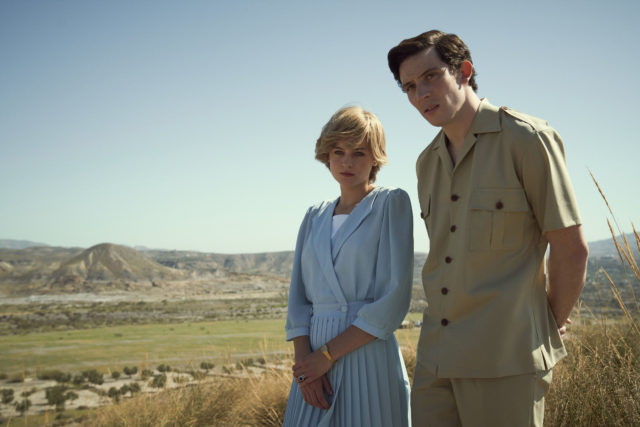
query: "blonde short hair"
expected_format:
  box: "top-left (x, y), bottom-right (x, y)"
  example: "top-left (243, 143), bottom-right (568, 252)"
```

top-left (315, 106), bottom-right (387, 182)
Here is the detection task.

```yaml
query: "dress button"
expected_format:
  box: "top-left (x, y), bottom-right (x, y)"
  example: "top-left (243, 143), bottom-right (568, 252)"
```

top-left (451, 194), bottom-right (459, 202)
top-left (420, 211), bottom-right (424, 219)
top-left (441, 319), bottom-right (449, 326)
top-left (441, 287), bottom-right (448, 295)
top-left (341, 306), bottom-right (347, 313)
top-left (450, 225), bottom-right (456, 232)
top-left (445, 256), bottom-right (452, 264)
top-left (495, 201), bottom-right (504, 210)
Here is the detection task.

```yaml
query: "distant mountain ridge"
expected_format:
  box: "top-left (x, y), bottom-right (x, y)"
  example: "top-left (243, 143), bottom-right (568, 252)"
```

top-left (0, 239), bottom-right (49, 249)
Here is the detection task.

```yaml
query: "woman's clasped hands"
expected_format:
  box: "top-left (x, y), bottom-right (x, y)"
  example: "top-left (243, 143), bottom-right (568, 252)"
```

top-left (292, 349), bottom-right (334, 410)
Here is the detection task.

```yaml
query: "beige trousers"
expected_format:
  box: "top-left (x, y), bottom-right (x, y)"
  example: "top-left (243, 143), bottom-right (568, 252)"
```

top-left (411, 365), bottom-right (552, 427)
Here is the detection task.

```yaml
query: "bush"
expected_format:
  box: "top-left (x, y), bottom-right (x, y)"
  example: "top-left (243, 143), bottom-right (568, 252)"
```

top-left (108, 387), bottom-right (121, 403)
top-left (140, 369), bottom-right (153, 380)
top-left (150, 374), bottom-right (167, 388)
top-left (14, 398), bottom-right (31, 415)
top-left (123, 366), bottom-right (138, 377)
top-left (157, 364), bottom-right (171, 373)
top-left (1, 388), bottom-right (14, 404)
top-left (83, 369), bottom-right (104, 385)
top-left (111, 371), bottom-right (121, 380)
top-left (200, 361), bottom-right (215, 370)
top-left (38, 370), bottom-right (71, 383)
top-left (45, 385), bottom-right (69, 411)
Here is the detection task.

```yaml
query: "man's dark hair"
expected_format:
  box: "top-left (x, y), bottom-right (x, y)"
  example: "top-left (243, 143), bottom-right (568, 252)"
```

top-left (387, 30), bottom-right (478, 92)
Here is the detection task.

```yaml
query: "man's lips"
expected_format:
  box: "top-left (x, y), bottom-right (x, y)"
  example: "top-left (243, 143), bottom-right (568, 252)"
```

top-left (424, 104), bottom-right (439, 114)
top-left (340, 172), bottom-right (354, 177)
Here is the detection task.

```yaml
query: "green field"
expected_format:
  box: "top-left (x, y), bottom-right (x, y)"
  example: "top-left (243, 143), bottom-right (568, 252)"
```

top-left (0, 314), bottom-right (423, 375)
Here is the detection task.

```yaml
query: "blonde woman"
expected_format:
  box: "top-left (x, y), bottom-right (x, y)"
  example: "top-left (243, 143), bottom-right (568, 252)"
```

top-left (283, 106), bottom-right (413, 426)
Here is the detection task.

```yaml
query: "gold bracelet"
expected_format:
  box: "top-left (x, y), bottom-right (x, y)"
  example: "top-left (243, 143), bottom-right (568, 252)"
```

top-left (320, 344), bottom-right (334, 363)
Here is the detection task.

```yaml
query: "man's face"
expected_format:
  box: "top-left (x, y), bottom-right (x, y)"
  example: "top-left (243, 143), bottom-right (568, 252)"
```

top-left (398, 47), bottom-right (467, 129)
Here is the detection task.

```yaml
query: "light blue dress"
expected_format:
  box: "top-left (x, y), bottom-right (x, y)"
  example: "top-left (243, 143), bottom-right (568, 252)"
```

top-left (283, 186), bottom-right (413, 427)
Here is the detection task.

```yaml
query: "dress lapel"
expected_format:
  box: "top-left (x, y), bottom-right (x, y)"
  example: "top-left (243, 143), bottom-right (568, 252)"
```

top-left (311, 198), bottom-right (348, 305)
top-left (331, 187), bottom-right (380, 261)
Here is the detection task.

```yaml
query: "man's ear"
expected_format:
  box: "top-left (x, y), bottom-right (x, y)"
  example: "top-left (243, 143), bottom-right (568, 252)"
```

top-left (459, 60), bottom-right (473, 84)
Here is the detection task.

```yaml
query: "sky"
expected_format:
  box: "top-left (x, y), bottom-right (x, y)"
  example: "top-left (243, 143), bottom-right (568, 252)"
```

top-left (1, 0), bottom-right (639, 254)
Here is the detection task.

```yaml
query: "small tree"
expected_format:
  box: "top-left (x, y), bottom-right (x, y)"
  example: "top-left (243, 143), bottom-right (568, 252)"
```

top-left (150, 374), bottom-right (166, 388)
top-left (14, 398), bottom-right (31, 416)
top-left (111, 370), bottom-right (121, 380)
top-left (140, 369), bottom-right (153, 380)
top-left (107, 387), bottom-right (121, 403)
top-left (45, 385), bottom-right (68, 411)
top-left (128, 382), bottom-right (141, 395)
top-left (84, 369), bottom-right (104, 385)
top-left (200, 361), bottom-right (215, 370)
top-left (157, 364), bottom-right (171, 373)
top-left (1, 388), bottom-right (14, 404)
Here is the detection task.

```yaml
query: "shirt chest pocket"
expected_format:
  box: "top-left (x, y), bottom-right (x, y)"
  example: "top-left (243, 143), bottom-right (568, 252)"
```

top-left (468, 188), bottom-right (531, 251)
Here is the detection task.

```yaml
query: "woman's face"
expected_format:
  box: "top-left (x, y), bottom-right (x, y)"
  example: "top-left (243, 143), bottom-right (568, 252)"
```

top-left (328, 141), bottom-right (376, 189)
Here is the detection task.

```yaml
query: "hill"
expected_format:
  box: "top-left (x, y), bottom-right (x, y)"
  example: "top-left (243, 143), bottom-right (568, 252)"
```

top-left (51, 243), bottom-right (184, 285)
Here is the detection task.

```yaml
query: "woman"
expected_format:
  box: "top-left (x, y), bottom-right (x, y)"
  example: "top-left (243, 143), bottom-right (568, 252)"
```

top-left (283, 106), bottom-right (413, 426)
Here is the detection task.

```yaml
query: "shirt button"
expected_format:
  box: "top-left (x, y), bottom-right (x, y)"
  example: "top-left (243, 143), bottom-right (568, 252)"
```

top-left (495, 201), bottom-right (504, 210)
top-left (441, 287), bottom-right (449, 295)
top-left (420, 211), bottom-right (425, 218)
top-left (441, 318), bottom-right (449, 326)
top-left (341, 306), bottom-right (347, 312)
top-left (451, 194), bottom-right (459, 201)
top-left (445, 256), bottom-right (452, 263)
top-left (450, 225), bottom-right (457, 232)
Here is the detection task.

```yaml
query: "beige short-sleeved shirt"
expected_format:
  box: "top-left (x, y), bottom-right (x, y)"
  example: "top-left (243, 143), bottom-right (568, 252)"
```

top-left (416, 99), bottom-right (581, 378)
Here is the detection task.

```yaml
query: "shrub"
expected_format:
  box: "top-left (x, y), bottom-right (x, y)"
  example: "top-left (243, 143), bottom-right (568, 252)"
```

top-left (38, 370), bottom-right (71, 383)
top-left (200, 361), bottom-right (215, 370)
top-left (157, 364), bottom-right (171, 373)
top-left (1, 388), bottom-right (14, 404)
top-left (140, 369), bottom-right (153, 380)
top-left (150, 374), bottom-right (167, 388)
top-left (45, 385), bottom-right (69, 411)
top-left (83, 369), bottom-right (104, 385)
top-left (14, 398), bottom-right (31, 415)
top-left (111, 371), bottom-right (121, 380)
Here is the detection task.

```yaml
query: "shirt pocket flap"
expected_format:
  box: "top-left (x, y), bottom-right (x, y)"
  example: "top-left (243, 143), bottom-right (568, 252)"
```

top-left (469, 188), bottom-right (529, 212)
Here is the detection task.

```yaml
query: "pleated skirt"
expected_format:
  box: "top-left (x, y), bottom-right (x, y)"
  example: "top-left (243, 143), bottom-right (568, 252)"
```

top-left (283, 308), bottom-right (411, 427)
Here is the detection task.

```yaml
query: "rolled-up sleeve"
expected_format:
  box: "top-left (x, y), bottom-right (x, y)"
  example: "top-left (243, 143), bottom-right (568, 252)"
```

top-left (285, 207), bottom-right (314, 341)
top-left (353, 189), bottom-right (414, 339)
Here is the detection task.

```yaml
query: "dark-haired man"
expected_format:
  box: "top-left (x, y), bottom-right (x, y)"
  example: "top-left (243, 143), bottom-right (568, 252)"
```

top-left (388, 30), bottom-right (588, 426)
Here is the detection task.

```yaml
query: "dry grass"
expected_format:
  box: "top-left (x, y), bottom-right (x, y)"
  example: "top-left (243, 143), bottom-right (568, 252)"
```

top-left (57, 178), bottom-right (640, 426)
top-left (84, 367), bottom-right (292, 427)
top-left (546, 176), bottom-right (640, 425)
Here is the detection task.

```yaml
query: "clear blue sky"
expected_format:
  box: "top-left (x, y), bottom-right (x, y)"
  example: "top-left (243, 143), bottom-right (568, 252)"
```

top-left (1, 0), bottom-right (639, 253)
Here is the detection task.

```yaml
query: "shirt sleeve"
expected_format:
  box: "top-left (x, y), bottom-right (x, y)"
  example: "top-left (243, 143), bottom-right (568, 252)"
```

top-left (519, 127), bottom-right (582, 233)
top-left (285, 206), bottom-right (314, 341)
top-left (352, 189), bottom-right (414, 339)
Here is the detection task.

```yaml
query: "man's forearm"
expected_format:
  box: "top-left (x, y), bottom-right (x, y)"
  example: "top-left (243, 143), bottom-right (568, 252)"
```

top-left (546, 225), bottom-right (589, 327)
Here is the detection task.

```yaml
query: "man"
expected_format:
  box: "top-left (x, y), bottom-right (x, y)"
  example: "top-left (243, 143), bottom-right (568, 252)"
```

top-left (387, 30), bottom-right (588, 426)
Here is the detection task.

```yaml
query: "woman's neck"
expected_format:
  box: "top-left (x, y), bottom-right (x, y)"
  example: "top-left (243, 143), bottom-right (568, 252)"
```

top-left (335, 183), bottom-right (374, 215)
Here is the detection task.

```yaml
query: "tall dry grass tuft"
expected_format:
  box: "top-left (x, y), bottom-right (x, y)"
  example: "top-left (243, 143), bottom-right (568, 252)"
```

top-left (85, 367), bottom-right (291, 427)
top-left (545, 174), bottom-right (640, 425)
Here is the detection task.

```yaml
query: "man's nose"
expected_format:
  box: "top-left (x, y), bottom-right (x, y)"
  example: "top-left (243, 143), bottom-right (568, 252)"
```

top-left (416, 82), bottom-right (430, 99)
